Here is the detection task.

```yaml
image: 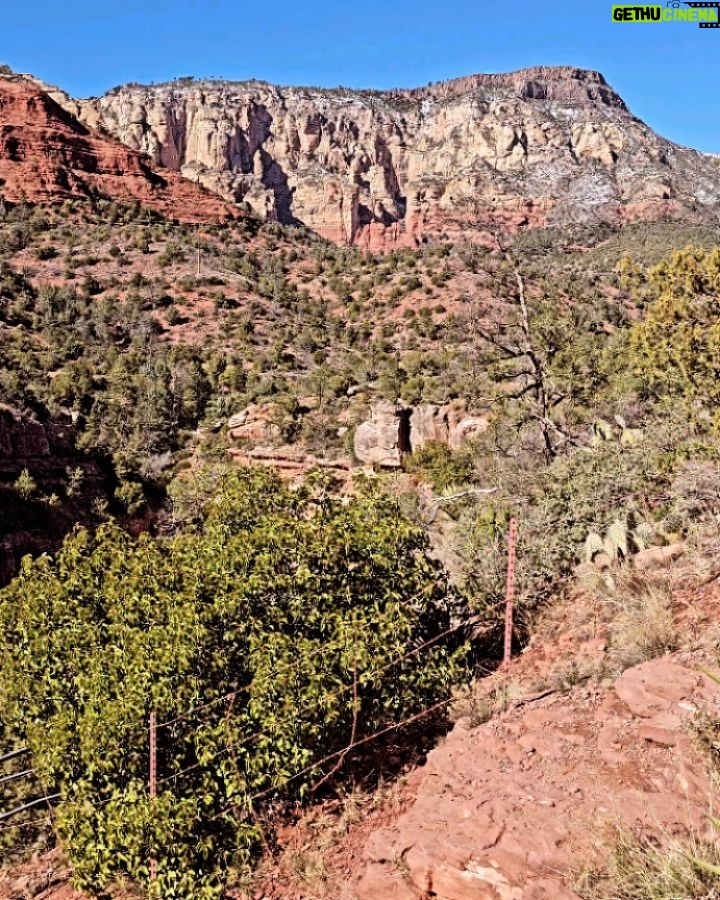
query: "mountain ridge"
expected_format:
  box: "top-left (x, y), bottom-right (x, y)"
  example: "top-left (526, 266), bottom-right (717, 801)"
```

top-left (75, 65), bottom-right (627, 107)
top-left (33, 64), bottom-right (720, 248)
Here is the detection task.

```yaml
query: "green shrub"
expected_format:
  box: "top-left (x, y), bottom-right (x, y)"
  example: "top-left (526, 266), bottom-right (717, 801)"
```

top-left (405, 442), bottom-right (476, 494)
top-left (0, 469), bottom-right (468, 898)
top-left (13, 468), bottom-right (37, 500)
top-left (457, 413), bottom-right (708, 618)
top-left (33, 245), bottom-right (58, 260)
top-left (627, 247), bottom-right (720, 426)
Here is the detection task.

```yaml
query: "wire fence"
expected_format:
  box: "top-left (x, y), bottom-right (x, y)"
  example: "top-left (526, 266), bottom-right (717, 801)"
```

top-left (153, 612), bottom-right (482, 788)
top-left (157, 610), bottom-right (483, 736)
top-left (0, 524), bottom-right (515, 887)
top-left (0, 749), bottom-right (56, 837)
top-left (0, 609), bottom-right (482, 831)
top-left (209, 694), bottom-right (454, 825)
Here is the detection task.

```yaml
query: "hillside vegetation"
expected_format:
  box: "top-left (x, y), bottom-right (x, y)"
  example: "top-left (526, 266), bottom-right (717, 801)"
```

top-left (3, 190), bottom-right (720, 896)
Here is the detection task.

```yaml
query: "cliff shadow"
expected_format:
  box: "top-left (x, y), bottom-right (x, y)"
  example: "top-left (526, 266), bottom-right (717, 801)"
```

top-left (0, 407), bottom-right (119, 586)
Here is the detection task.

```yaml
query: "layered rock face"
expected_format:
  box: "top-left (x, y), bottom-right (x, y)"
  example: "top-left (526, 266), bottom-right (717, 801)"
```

top-left (353, 400), bottom-right (490, 467)
top-left (352, 658), bottom-right (717, 900)
top-left (224, 403), bottom-right (353, 484)
top-left (0, 76), bottom-right (235, 223)
top-left (56, 66), bottom-right (720, 246)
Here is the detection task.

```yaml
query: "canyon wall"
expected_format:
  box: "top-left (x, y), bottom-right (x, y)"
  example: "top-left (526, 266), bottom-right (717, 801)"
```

top-left (49, 66), bottom-right (720, 247)
top-left (0, 75), bottom-right (236, 223)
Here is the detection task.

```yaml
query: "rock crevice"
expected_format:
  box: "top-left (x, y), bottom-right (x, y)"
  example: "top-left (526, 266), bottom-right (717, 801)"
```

top-left (353, 400), bottom-right (490, 467)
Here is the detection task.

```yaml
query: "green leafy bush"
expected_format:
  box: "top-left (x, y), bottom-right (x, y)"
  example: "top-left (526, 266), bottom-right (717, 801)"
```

top-left (0, 469), bottom-right (468, 897)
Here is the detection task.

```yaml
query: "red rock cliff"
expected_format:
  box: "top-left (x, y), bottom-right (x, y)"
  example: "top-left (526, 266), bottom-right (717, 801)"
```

top-left (0, 76), bottom-right (236, 223)
top-left (54, 65), bottom-right (720, 246)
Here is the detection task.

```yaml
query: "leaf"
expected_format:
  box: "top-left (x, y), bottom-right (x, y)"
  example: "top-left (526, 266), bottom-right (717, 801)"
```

top-left (700, 667), bottom-right (720, 686)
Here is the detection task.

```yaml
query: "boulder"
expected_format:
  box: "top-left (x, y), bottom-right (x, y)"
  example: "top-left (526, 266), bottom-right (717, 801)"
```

top-left (353, 401), bottom-right (407, 467)
top-left (449, 414), bottom-right (491, 449)
top-left (633, 543), bottom-right (684, 571)
top-left (354, 400), bottom-right (491, 466)
top-left (411, 399), bottom-right (490, 451)
top-left (409, 405), bottom-right (450, 449)
top-left (227, 404), bottom-right (282, 445)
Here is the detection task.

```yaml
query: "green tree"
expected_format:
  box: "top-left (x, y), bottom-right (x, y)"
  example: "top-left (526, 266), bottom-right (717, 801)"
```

top-left (627, 247), bottom-right (720, 426)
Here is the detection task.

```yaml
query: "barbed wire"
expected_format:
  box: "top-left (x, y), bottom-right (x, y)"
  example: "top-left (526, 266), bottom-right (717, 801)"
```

top-left (154, 614), bottom-right (483, 787)
top-left (156, 602), bottom-right (483, 736)
top-left (0, 612), bottom-right (483, 826)
top-left (209, 694), bottom-right (453, 824)
top-left (0, 813), bottom-right (52, 835)
top-left (1, 567), bottom-right (504, 820)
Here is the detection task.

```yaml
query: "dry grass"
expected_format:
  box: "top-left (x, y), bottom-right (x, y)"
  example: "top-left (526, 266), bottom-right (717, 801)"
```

top-left (572, 537), bottom-right (720, 900)
top-left (451, 676), bottom-right (525, 728)
top-left (576, 826), bottom-right (720, 900)
top-left (454, 556), bottom-right (689, 729)
top-left (228, 781), bottom-right (406, 898)
top-left (603, 575), bottom-right (678, 672)
top-left (536, 568), bottom-right (678, 689)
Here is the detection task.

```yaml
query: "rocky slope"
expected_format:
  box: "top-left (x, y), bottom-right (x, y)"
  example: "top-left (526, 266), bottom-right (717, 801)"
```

top-left (48, 66), bottom-right (720, 247)
top-left (0, 75), bottom-right (235, 223)
top-left (350, 656), bottom-right (716, 900)
top-left (236, 556), bottom-right (720, 900)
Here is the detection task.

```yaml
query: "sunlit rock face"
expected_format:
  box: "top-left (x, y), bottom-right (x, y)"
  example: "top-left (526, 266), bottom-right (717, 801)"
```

top-left (53, 66), bottom-right (720, 246)
top-left (0, 75), bottom-right (236, 223)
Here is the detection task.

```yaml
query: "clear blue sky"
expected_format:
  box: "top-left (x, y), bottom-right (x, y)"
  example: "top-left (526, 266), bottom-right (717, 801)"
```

top-left (3, 0), bottom-right (719, 152)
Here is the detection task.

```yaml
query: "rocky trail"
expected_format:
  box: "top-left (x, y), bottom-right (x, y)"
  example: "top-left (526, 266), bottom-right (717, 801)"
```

top-left (348, 655), bottom-right (717, 900)
top-left (242, 563), bottom-right (720, 900)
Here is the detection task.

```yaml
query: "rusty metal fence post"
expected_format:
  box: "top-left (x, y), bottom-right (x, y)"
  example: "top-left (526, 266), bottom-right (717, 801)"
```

top-left (149, 710), bottom-right (157, 885)
top-left (503, 518), bottom-right (518, 667)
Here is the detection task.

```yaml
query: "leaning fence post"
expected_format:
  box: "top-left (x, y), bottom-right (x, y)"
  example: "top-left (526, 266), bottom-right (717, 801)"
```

top-left (503, 518), bottom-right (518, 667)
top-left (149, 710), bottom-right (157, 885)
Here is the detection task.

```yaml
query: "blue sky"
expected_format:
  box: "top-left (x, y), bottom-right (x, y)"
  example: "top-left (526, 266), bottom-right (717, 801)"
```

top-left (3, 0), bottom-right (720, 152)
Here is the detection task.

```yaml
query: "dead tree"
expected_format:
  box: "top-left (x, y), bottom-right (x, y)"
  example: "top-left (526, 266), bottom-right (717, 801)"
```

top-left (472, 232), bottom-right (576, 461)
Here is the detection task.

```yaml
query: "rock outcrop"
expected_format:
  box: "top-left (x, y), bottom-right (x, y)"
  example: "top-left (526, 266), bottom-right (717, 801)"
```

top-left (0, 75), bottom-right (236, 223)
top-left (351, 658), bottom-right (718, 900)
top-left (227, 404), bottom-right (283, 446)
top-left (353, 401), bottom-right (490, 466)
top-left (353, 401), bottom-right (412, 468)
top-left (0, 407), bottom-right (58, 463)
top-left (50, 66), bottom-right (720, 246)
top-left (411, 400), bottom-right (491, 452)
top-left (633, 542), bottom-right (685, 571)
top-left (229, 445), bottom-right (352, 484)
top-left (226, 403), bottom-right (353, 483)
